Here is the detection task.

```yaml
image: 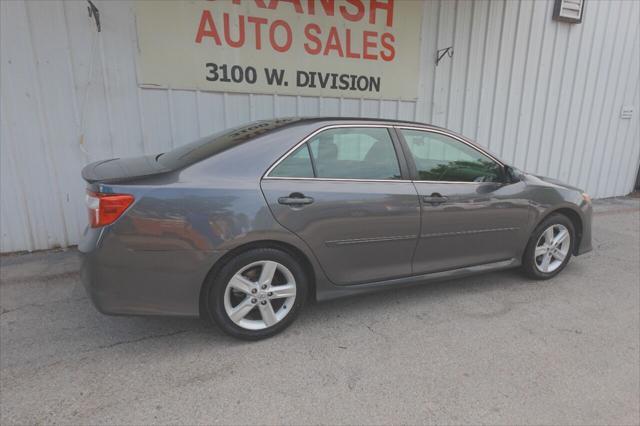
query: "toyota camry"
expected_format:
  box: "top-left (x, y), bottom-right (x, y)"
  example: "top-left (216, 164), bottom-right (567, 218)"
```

top-left (80, 118), bottom-right (592, 340)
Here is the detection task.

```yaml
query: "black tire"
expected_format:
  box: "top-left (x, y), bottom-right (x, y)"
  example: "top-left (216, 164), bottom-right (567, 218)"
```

top-left (522, 213), bottom-right (575, 280)
top-left (206, 248), bottom-right (308, 340)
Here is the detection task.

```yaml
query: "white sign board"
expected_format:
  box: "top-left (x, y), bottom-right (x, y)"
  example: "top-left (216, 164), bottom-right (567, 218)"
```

top-left (135, 0), bottom-right (423, 100)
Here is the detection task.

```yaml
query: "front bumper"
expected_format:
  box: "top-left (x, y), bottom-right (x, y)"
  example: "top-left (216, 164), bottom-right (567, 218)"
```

top-left (576, 202), bottom-right (593, 255)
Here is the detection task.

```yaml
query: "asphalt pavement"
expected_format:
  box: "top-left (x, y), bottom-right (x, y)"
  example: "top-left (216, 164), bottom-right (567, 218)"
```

top-left (1, 197), bottom-right (639, 425)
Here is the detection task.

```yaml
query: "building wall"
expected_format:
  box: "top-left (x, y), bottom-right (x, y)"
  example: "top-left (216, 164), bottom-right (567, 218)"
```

top-left (1, 0), bottom-right (639, 253)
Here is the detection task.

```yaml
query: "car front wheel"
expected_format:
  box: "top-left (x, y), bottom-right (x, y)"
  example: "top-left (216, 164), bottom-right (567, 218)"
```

top-left (206, 248), bottom-right (308, 340)
top-left (522, 213), bottom-right (575, 279)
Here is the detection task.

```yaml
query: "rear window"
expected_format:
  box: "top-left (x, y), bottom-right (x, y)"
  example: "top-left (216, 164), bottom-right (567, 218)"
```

top-left (157, 119), bottom-right (298, 168)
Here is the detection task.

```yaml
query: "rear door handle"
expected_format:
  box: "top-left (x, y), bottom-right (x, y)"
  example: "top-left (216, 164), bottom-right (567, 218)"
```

top-left (422, 193), bottom-right (448, 205)
top-left (278, 193), bottom-right (314, 206)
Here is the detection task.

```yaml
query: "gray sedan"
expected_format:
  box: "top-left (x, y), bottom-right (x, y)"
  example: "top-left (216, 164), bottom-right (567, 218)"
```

top-left (80, 118), bottom-right (592, 340)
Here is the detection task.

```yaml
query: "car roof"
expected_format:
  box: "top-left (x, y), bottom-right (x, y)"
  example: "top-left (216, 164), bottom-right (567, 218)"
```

top-left (269, 116), bottom-right (448, 130)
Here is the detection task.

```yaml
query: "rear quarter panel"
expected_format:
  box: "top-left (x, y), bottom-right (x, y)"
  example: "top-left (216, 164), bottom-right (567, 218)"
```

top-left (80, 122), bottom-right (333, 316)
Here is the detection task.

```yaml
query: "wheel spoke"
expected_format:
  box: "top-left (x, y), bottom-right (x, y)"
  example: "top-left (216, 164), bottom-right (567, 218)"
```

top-left (544, 227), bottom-right (555, 245)
top-left (535, 245), bottom-right (548, 258)
top-left (229, 297), bottom-right (254, 322)
top-left (553, 229), bottom-right (569, 246)
top-left (553, 249), bottom-right (567, 262)
top-left (269, 283), bottom-right (296, 299)
top-left (540, 253), bottom-right (552, 272)
top-left (259, 302), bottom-right (278, 327)
top-left (228, 274), bottom-right (255, 295)
top-left (259, 261), bottom-right (278, 287)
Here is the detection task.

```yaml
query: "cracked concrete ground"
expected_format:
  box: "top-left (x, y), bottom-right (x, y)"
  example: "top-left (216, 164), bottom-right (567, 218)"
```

top-left (1, 198), bottom-right (639, 425)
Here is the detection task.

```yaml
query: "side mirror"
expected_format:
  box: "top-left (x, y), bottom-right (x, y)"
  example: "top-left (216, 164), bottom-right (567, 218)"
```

top-left (504, 165), bottom-right (522, 183)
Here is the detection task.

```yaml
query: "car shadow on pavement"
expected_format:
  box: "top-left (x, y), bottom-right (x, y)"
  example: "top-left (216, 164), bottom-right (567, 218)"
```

top-left (0, 260), bottom-right (589, 382)
top-left (1, 261), bottom-right (581, 361)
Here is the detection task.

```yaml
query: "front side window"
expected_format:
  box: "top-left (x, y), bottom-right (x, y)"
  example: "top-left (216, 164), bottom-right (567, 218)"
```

top-left (308, 127), bottom-right (401, 180)
top-left (400, 129), bottom-right (503, 183)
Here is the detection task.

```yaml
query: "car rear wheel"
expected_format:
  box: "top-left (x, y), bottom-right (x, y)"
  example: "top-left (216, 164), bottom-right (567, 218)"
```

top-left (206, 248), bottom-right (307, 340)
top-left (522, 213), bottom-right (575, 279)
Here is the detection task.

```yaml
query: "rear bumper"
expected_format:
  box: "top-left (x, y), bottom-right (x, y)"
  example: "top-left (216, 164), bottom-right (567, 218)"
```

top-left (81, 251), bottom-right (116, 316)
top-left (79, 226), bottom-right (227, 317)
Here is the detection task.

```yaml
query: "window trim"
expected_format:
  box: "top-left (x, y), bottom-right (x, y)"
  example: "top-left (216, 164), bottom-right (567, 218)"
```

top-left (395, 126), bottom-right (506, 184)
top-left (263, 124), bottom-right (410, 182)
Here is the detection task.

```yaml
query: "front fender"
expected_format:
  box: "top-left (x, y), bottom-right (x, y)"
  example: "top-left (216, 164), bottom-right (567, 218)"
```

top-left (527, 190), bottom-right (592, 256)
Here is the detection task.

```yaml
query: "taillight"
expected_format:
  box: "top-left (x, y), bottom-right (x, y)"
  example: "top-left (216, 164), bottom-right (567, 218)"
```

top-left (85, 191), bottom-right (134, 228)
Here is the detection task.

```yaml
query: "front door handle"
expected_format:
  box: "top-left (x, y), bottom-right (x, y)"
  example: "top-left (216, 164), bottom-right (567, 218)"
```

top-left (422, 193), bottom-right (448, 205)
top-left (278, 193), bottom-right (314, 206)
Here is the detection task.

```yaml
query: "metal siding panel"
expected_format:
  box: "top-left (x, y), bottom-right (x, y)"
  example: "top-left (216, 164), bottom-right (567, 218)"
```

top-left (475, 0), bottom-right (506, 150)
top-left (525, 0), bottom-right (559, 172)
top-left (169, 90), bottom-right (200, 147)
top-left (139, 88), bottom-right (173, 153)
top-left (499, 0), bottom-right (534, 163)
top-left (579, 1), bottom-right (625, 197)
top-left (252, 94), bottom-right (276, 120)
top-left (319, 97), bottom-right (340, 116)
top-left (1, 0), bottom-right (67, 250)
top-left (611, 16), bottom-right (640, 197)
top-left (620, 94), bottom-right (640, 194)
top-left (446, 0), bottom-right (472, 133)
top-left (2, 0), bottom-right (640, 252)
top-left (0, 91), bottom-right (34, 252)
top-left (486, 0), bottom-right (520, 155)
top-left (25, 0), bottom-right (91, 245)
top-left (613, 18), bottom-right (640, 196)
top-left (431, 0), bottom-right (456, 126)
top-left (461, 0), bottom-right (490, 140)
top-left (96, 1), bottom-right (145, 159)
top-left (416, 0), bottom-right (439, 123)
top-left (196, 92), bottom-right (225, 136)
top-left (225, 93), bottom-right (252, 126)
top-left (512, 0), bottom-right (549, 169)
top-left (62, 0), bottom-right (117, 163)
top-left (535, 15), bottom-right (569, 176)
top-left (567, 0), bottom-right (611, 187)
top-left (594, 2), bottom-right (639, 198)
top-left (361, 99), bottom-right (380, 118)
top-left (298, 96), bottom-right (320, 116)
top-left (398, 101), bottom-right (416, 121)
top-left (546, 16), bottom-right (585, 180)
top-left (557, 0), bottom-right (601, 184)
top-left (339, 98), bottom-right (359, 116)
top-left (623, 100), bottom-right (640, 194)
top-left (276, 95), bottom-right (298, 117)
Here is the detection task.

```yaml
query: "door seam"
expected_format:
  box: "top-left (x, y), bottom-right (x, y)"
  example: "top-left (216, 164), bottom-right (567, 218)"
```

top-left (409, 180), bottom-right (423, 276)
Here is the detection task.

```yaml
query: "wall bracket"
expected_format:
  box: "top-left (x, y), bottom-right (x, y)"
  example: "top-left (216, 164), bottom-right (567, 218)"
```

top-left (436, 46), bottom-right (453, 66)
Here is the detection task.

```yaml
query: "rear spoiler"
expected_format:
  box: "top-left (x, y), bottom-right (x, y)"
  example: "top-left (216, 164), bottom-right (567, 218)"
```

top-left (81, 155), bottom-right (172, 184)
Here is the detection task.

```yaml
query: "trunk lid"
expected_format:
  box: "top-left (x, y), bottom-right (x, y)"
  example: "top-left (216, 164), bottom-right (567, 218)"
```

top-left (81, 154), bottom-right (171, 184)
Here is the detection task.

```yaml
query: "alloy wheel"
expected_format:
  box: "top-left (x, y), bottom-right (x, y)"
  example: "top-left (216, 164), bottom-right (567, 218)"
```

top-left (534, 224), bottom-right (571, 273)
top-left (223, 260), bottom-right (297, 330)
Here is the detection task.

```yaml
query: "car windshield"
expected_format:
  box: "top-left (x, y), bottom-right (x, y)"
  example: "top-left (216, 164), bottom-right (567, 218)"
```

top-left (157, 119), bottom-right (299, 169)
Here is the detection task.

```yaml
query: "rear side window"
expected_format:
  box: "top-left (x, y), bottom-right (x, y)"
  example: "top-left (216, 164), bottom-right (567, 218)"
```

top-left (308, 127), bottom-right (401, 180)
top-left (268, 127), bottom-right (402, 180)
top-left (400, 129), bottom-right (503, 183)
top-left (269, 145), bottom-right (314, 178)
top-left (158, 119), bottom-right (299, 169)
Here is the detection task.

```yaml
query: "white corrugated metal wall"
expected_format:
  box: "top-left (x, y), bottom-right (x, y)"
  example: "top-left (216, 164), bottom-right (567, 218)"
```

top-left (1, 0), bottom-right (639, 253)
